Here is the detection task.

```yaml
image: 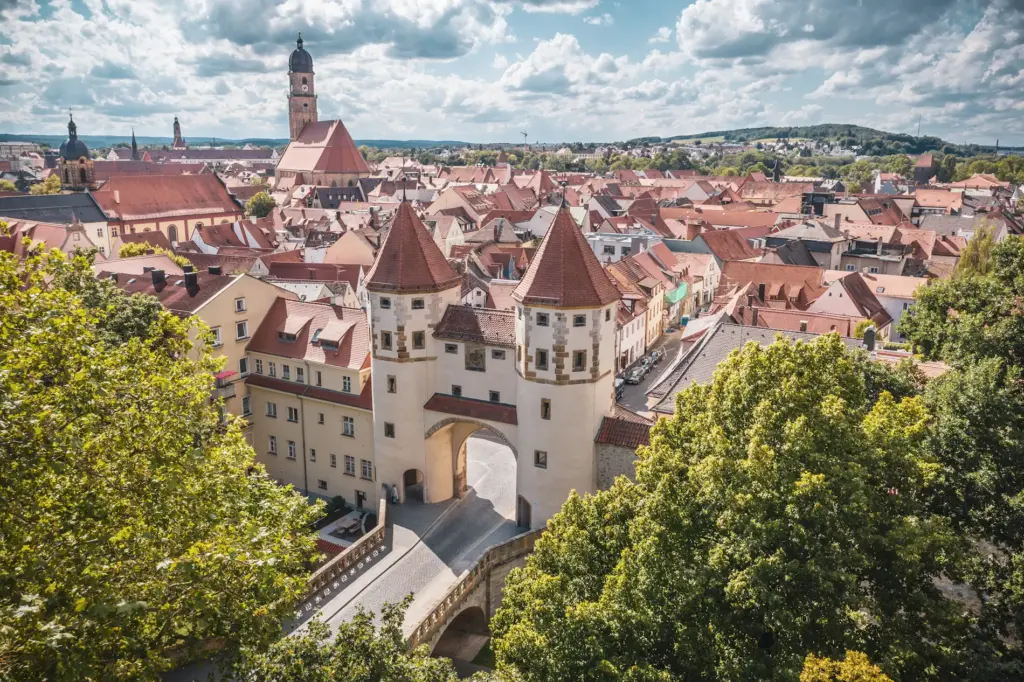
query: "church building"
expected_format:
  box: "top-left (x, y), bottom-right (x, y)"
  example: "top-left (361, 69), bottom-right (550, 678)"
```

top-left (274, 35), bottom-right (370, 190)
top-left (58, 112), bottom-right (95, 191)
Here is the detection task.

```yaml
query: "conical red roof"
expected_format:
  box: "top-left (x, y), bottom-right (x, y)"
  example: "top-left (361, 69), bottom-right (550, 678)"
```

top-left (513, 206), bottom-right (620, 308)
top-left (365, 202), bottom-right (461, 293)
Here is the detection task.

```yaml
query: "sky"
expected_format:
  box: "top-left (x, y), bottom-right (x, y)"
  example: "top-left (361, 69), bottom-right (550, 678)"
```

top-left (1, 0), bottom-right (1022, 145)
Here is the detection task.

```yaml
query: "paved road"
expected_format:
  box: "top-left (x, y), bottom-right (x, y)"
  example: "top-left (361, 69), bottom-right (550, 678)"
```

top-left (618, 329), bottom-right (685, 416)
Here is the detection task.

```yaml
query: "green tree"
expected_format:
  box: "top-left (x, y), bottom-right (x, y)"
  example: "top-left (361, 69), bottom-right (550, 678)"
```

top-left (853, 320), bottom-right (875, 339)
top-left (956, 222), bottom-right (998, 278)
top-left (801, 651), bottom-right (894, 682)
top-left (29, 173), bottom-right (61, 195)
top-left (118, 241), bottom-right (192, 269)
top-left (492, 335), bottom-right (970, 681)
top-left (0, 179), bottom-right (17, 192)
top-left (0, 247), bottom-right (321, 680)
top-left (246, 190), bottom-right (276, 218)
top-left (235, 599), bottom-right (458, 681)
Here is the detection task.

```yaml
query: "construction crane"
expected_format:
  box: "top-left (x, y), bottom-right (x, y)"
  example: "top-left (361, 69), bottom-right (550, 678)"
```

top-left (521, 131), bottom-right (528, 153)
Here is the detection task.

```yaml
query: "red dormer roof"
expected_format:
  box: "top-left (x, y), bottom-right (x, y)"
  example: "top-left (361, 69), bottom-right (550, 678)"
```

top-left (512, 206), bottom-right (620, 308)
top-left (365, 201), bottom-right (461, 293)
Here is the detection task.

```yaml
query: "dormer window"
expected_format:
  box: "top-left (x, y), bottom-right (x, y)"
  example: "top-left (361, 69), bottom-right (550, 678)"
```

top-left (278, 332), bottom-right (297, 342)
top-left (312, 328), bottom-right (322, 343)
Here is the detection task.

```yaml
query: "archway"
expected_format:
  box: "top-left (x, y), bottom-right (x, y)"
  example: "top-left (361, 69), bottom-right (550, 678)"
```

top-left (166, 224), bottom-right (178, 243)
top-left (431, 606), bottom-right (490, 661)
top-left (403, 469), bottom-right (425, 503)
top-left (423, 418), bottom-right (517, 505)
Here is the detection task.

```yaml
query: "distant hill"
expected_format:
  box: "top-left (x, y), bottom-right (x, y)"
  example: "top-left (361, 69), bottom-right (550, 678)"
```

top-left (0, 133), bottom-right (470, 150)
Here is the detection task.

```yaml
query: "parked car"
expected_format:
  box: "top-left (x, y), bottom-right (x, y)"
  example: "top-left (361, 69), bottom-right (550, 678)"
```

top-left (639, 357), bottom-right (652, 373)
top-left (650, 350), bottom-right (664, 364)
top-left (625, 368), bottom-right (644, 385)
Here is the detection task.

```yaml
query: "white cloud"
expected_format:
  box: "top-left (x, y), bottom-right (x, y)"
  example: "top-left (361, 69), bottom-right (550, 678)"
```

top-left (518, 0), bottom-right (600, 14)
top-left (583, 13), bottom-right (614, 25)
top-left (492, 53), bottom-right (510, 69)
top-left (648, 26), bottom-right (672, 43)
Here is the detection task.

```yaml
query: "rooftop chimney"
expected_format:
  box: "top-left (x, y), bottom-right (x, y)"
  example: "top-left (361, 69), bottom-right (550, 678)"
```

top-left (184, 271), bottom-right (198, 293)
top-left (876, 236), bottom-right (884, 256)
top-left (108, 273), bottom-right (118, 282)
top-left (751, 307), bottom-right (759, 326)
top-left (151, 269), bottom-right (165, 285)
top-left (863, 326), bottom-right (877, 351)
top-left (113, 190), bottom-right (120, 204)
top-left (208, 265), bottom-right (222, 275)
top-left (833, 213), bottom-right (841, 231)
top-left (758, 282), bottom-right (766, 302)
top-left (182, 264), bottom-right (195, 273)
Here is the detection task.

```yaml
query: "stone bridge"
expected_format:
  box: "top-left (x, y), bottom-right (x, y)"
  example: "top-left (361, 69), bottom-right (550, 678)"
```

top-left (407, 528), bottom-right (542, 655)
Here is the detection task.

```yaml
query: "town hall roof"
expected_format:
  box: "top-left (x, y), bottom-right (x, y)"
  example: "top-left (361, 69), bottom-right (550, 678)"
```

top-left (364, 200), bottom-right (461, 293)
top-left (512, 205), bottom-right (620, 308)
top-left (276, 119), bottom-right (370, 175)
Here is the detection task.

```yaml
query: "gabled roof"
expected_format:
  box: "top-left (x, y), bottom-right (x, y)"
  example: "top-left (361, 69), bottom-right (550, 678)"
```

top-left (0, 192), bottom-right (107, 224)
top-left (596, 405), bottom-right (653, 449)
top-left (92, 175), bottom-right (240, 221)
top-left (433, 306), bottom-right (515, 348)
top-left (772, 220), bottom-right (847, 242)
top-left (512, 206), bottom-right (620, 308)
top-left (247, 298), bottom-right (369, 370)
top-left (364, 201), bottom-right (461, 293)
top-left (699, 228), bottom-right (761, 261)
top-left (276, 119), bottom-right (370, 175)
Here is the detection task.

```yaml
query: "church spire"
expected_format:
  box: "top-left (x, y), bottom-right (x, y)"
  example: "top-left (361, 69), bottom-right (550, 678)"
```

top-left (131, 127), bottom-right (139, 161)
top-left (67, 110), bottom-right (77, 139)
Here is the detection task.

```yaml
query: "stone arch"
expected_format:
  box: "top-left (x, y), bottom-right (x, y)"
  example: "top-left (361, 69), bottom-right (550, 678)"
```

top-left (424, 417), bottom-right (517, 457)
top-left (430, 605), bottom-right (490, 659)
top-left (421, 417), bottom-right (517, 504)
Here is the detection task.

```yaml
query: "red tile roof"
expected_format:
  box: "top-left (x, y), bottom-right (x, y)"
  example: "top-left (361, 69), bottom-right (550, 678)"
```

top-left (92, 175), bottom-right (242, 222)
top-left (423, 393), bottom-right (518, 425)
top-left (512, 206), bottom-right (620, 308)
top-left (596, 405), bottom-right (653, 448)
top-left (365, 201), bottom-right (461, 293)
top-left (246, 373), bottom-right (373, 411)
top-left (246, 298), bottom-right (369, 370)
top-left (277, 119), bottom-right (370, 175)
top-left (433, 306), bottom-right (515, 348)
top-left (98, 270), bottom-right (238, 316)
top-left (267, 262), bottom-right (362, 289)
top-left (699, 228), bottom-right (761, 261)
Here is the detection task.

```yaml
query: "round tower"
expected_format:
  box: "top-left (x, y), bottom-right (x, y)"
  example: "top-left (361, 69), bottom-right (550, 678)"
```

top-left (366, 200), bottom-right (462, 503)
top-left (287, 33), bottom-right (318, 141)
top-left (513, 204), bottom-right (620, 529)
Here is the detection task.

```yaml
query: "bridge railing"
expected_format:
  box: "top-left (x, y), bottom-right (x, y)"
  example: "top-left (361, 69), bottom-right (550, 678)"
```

top-left (303, 496), bottom-right (387, 604)
top-left (408, 527), bottom-right (542, 650)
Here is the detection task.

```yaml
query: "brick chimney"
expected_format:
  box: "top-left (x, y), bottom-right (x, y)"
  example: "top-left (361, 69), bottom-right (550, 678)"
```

top-left (685, 219), bottom-right (702, 241)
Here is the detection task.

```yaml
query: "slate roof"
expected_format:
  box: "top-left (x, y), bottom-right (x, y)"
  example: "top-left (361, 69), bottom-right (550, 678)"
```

top-left (365, 201), bottom-right (461, 293)
top-left (433, 306), bottom-right (516, 348)
top-left (423, 393), bottom-right (518, 425)
top-left (0, 192), bottom-right (107, 224)
top-left (512, 206), bottom-right (620, 308)
top-left (595, 405), bottom-right (653, 449)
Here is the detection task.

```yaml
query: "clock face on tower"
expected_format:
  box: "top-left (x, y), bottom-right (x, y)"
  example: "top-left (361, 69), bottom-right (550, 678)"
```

top-left (302, 85), bottom-right (308, 92)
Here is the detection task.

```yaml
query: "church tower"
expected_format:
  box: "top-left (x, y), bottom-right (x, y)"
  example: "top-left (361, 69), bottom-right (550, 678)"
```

top-left (288, 33), bottom-right (318, 141)
top-left (131, 128), bottom-right (139, 161)
top-left (172, 117), bottom-right (186, 149)
top-left (58, 112), bottom-right (94, 191)
top-left (512, 203), bottom-right (620, 528)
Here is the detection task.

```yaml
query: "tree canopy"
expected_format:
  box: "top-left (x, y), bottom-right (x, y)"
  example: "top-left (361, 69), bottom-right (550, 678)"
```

top-left (246, 191), bottom-right (276, 218)
top-left (118, 240), bottom-right (192, 269)
top-left (29, 174), bottom-right (61, 195)
top-left (0, 243), bottom-right (320, 680)
top-left (492, 335), bottom-right (973, 681)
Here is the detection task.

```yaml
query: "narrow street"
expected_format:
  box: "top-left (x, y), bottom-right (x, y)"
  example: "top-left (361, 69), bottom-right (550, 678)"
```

top-left (617, 329), bottom-right (686, 416)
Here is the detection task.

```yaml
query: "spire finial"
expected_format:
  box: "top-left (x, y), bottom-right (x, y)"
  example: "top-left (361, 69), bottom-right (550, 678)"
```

top-left (297, 32), bottom-right (303, 49)
top-left (560, 180), bottom-right (568, 208)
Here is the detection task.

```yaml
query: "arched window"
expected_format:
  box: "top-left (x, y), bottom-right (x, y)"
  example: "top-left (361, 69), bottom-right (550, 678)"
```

top-left (301, 76), bottom-right (307, 85)
top-left (166, 224), bottom-right (178, 243)
top-left (143, 227), bottom-right (151, 232)
top-left (79, 167), bottom-right (88, 184)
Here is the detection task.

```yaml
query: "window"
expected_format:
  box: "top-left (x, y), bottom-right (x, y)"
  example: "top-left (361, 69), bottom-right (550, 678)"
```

top-left (344, 455), bottom-right (355, 475)
top-left (316, 371), bottom-right (322, 387)
top-left (517, 344), bottom-right (522, 361)
top-left (287, 440), bottom-right (296, 459)
top-left (269, 362), bottom-right (277, 377)
top-left (296, 367), bottom-right (304, 384)
top-left (380, 297), bottom-right (392, 309)
top-left (239, 357), bottom-right (249, 375)
top-left (620, 247), bottom-right (631, 256)
top-left (266, 402), bottom-right (277, 418)
top-left (282, 365), bottom-right (291, 381)
top-left (869, 267), bottom-right (880, 274)
top-left (361, 459), bottom-right (373, 480)
top-left (445, 343), bottom-right (458, 354)
top-left (489, 391), bottom-right (500, 402)
top-left (452, 385), bottom-right (462, 397)
top-left (331, 453), bottom-right (338, 468)
top-left (310, 448), bottom-right (317, 462)
top-left (573, 314), bottom-right (586, 327)
top-left (234, 297), bottom-right (246, 312)
top-left (536, 349), bottom-right (549, 370)
top-left (381, 331), bottom-right (393, 350)
top-left (412, 298), bottom-right (425, 309)
top-left (255, 359), bottom-right (263, 374)
top-left (573, 350), bottom-right (587, 372)
top-left (317, 479), bottom-right (327, 491)
top-left (343, 416), bottom-right (355, 436)
top-left (241, 395), bottom-right (251, 416)
top-left (318, 412), bottom-right (325, 425)
top-left (268, 436), bottom-right (277, 454)
top-left (605, 309), bottom-right (611, 321)
top-left (210, 327), bottom-right (223, 347)
top-left (492, 349), bottom-right (506, 360)
top-left (536, 312), bottom-right (549, 327)
top-left (603, 244), bottom-right (615, 255)
top-left (287, 407), bottom-right (298, 422)
top-left (96, 228), bottom-right (104, 238)
top-left (342, 376), bottom-right (352, 393)
top-left (541, 399), bottom-right (551, 420)
top-left (534, 450), bottom-right (548, 469)
top-left (235, 321), bottom-right (249, 340)
top-left (412, 331), bottom-right (425, 349)
top-left (845, 264), bottom-right (856, 272)
top-left (903, 302), bottom-right (910, 310)
top-left (387, 375), bottom-right (397, 393)
top-left (384, 422), bottom-right (395, 438)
